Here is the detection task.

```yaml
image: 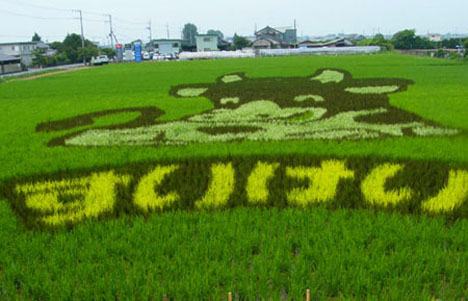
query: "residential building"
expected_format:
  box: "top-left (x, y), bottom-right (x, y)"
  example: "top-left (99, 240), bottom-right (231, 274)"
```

top-left (152, 39), bottom-right (182, 55)
top-left (0, 53), bottom-right (22, 75)
top-left (0, 41), bottom-right (54, 66)
top-left (251, 26), bottom-right (297, 49)
top-left (195, 35), bottom-right (219, 52)
top-left (428, 34), bottom-right (442, 42)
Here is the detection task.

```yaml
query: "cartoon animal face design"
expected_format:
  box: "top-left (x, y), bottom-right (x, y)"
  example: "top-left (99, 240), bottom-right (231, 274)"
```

top-left (37, 69), bottom-right (459, 147)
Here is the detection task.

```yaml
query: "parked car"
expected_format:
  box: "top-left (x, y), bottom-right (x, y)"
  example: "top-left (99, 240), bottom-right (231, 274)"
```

top-left (90, 55), bottom-right (107, 65)
top-left (91, 55), bottom-right (110, 66)
top-left (164, 53), bottom-right (179, 60)
top-left (152, 54), bottom-right (165, 61)
top-left (142, 52), bottom-right (150, 60)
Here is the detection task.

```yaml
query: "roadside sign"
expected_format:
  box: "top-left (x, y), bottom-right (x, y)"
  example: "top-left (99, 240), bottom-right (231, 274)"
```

top-left (134, 43), bottom-right (142, 62)
top-left (116, 44), bottom-right (123, 61)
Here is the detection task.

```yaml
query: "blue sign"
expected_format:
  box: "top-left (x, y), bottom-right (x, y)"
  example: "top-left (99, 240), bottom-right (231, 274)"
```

top-left (134, 43), bottom-right (142, 62)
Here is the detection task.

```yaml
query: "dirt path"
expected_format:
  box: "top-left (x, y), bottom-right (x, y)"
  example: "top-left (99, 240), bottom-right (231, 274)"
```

top-left (13, 66), bottom-right (90, 81)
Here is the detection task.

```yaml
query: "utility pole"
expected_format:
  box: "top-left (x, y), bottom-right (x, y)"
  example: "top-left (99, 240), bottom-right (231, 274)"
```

top-left (147, 20), bottom-right (152, 42)
top-left (74, 9), bottom-right (86, 65)
top-left (107, 14), bottom-right (114, 49)
top-left (166, 23), bottom-right (170, 39)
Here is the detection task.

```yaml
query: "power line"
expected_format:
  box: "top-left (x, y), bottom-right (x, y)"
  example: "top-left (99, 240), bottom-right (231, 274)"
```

top-left (113, 17), bottom-right (147, 25)
top-left (0, 0), bottom-right (107, 17)
top-left (0, 0), bottom-right (72, 12)
top-left (82, 17), bottom-right (107, 23)
top-left (0, 8), bottom-right (76, 20)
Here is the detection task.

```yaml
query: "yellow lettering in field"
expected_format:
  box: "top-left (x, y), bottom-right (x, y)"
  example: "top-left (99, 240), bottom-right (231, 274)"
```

top-left (195, 163), bottom-right (235, 209)
top-left (286, 160), bottom-right (354, 207)
top-left (421, 170), bottom-right (468, 213)
top-left (246, 162), bottom-right (279, 204)
top-left (134, 165), bottom-right (180, 212)
top-left (361, 163), bottom-right (412, 207)
top-left (19, 171), bottom-right (130, 226)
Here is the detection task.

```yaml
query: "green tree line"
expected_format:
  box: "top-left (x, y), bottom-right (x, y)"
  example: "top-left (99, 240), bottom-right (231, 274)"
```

top-left (32, 33), bottom-right (115, 68)
top-left (357, 29), bottom-right (467, 56)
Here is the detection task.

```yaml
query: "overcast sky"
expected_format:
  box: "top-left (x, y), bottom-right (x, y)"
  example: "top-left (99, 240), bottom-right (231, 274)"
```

top-left (0, 0), bottom-right (467, 45)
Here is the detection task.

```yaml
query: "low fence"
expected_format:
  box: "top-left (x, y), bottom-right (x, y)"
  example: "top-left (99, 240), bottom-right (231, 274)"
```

top-left (258, 46), bottom-right (381, 57)
top-left (179, 50), bottom-right (256, 60)
top-left (178, 46), bottom-right (381, 61)
top-left (398, 49), bottom-right (464, 57)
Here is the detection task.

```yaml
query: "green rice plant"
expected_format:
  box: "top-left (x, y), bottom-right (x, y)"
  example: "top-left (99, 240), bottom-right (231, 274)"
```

top-left (0, 53), bottom-right (468, 298)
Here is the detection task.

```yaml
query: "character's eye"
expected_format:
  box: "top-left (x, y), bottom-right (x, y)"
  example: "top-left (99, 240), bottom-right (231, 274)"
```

top-left (177, 88), bottom-right (208, 97)
top-left (345, 86), bottom-right (399, 94)
top-left (294, 95), bottom-right (324, 102)
top-left (311, 70), bottom-right (344, 83)
top-left (221, 75), bottom-right (242, 83)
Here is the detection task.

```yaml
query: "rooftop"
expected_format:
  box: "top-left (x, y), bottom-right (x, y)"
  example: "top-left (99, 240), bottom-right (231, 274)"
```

top-left (0, 53), bottom-right (20, 62)
top-left (0, 41), bottom-right (39, 46)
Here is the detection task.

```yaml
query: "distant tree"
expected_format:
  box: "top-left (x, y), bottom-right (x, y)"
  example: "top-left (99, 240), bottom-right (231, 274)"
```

top-left (50, 41), bottom-right (64, 52)
top-left (62, 33), bottom-right (97, 63)
top-left (32, 48), bottom-right (47, 67)
top-left (182, 23), bottom-right (198, 45)
top-left (357, 34), bottom-right (393, 51)
top-left (32, 32), bottom-right (42, 42)
top-left (231, 33), bottom-right (250, 50)
top-left (207, 29), bottom-right (224, 39)
top-left (100, 48), bottom-right (116, 58)
top-left (464, 40), bottom-right (468, 57)
top-left (78, 46), bottom-right (99, 63)
top-left (392, 29), bottom-right (435, 50)
top-left (62, 33), bottom-right (83, 62)
top-left (392, 29), bottom-right (417, 49)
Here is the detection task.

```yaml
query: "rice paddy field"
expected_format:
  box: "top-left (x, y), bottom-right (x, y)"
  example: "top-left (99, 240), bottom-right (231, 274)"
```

top-left (1, 53), bottom-right (468, 299)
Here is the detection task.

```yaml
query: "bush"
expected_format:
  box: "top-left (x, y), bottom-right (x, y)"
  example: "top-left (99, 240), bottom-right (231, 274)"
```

top-left (433, 49), bottom-right (449, 58)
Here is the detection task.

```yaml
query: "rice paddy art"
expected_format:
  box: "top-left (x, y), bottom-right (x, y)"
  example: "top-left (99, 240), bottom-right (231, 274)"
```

top-left (37, 69), bottom-right (460, 147)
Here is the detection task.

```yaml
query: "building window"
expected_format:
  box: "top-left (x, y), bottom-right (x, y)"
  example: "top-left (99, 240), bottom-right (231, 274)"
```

top-left (203, 37), bottom-right (211, 42)
top-left (204, 48), bottom-right (211, 51)
top-left (154, 44), bottom-right (159, 48)
top-left (172, 43), bottom-right (179, 47)
top-left (11, 46), bottom-right (16, 51)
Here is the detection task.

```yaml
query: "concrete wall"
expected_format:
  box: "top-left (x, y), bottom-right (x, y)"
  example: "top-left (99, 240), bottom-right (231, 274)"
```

top-left (1, 62), bottom-right (22, 74)
top-left (196, 36), bottom-right (218, 52)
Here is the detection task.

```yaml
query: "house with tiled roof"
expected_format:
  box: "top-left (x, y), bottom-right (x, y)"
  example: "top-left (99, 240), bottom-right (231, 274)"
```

top-left (251, 26), bottom-right (297, 49)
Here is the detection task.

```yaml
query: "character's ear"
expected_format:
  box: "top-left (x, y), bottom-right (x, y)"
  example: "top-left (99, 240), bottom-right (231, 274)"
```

top-left (217, 73), bottom-right (246, 84)
top-left (310, 69), bottom-right (348, 83)
top-left (344, 79), bottom-right (413, 95)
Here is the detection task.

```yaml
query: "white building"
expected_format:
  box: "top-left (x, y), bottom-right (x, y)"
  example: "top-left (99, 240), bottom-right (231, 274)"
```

top-left (0, 41), bottom-right (54, 66)
top-left (195, 35), bottom-right (219, 52)
top-left (153, 39), bottom-right (182, 55)
top-left (428, 34), bottom-right (442, 42)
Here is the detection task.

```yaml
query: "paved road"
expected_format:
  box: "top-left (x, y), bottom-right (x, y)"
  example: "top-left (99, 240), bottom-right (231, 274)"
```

top-left (0, 63), bottom-right (84, 79)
